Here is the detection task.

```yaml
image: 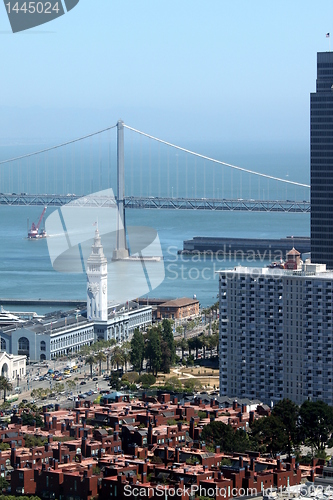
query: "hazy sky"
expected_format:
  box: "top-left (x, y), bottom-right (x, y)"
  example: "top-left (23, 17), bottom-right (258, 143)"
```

top-left (0, 0), bottom-right (332, 145)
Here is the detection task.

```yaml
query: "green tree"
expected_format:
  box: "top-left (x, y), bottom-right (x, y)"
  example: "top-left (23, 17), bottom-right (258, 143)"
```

top-left (54, 382), bottom-right (65, 394)
top-left (80, 344), bottom-right (91, 356)
top-left (160, 339), bottom-right (172, 373)
top-left (107, 338), bottom-right (117, 349)
top-left (201, 420), bottom-right (255, 453)
top-left (110, 346), bottom-right (124, 371)
top-left (272, 398), bottom-right (300, 457)
top-left (95, 351), bottom-right (106, 375)
top-left (188, 336), bottom-right (202, 359)
top-left (184, 378), bottom-right (202, 392)
top-left (122, 341), bottom-right (131, 372)
top-left (138, 373), bottom-right (156, 388)
top-left (66, 379), bottom-right (76, 392)
top-left (23, 433), bottom-right (47, 447)
top-left (145, 327), bottom-right (162, 376)
top-left (162, 319), bottom-right (176, 365)
top-left (0, 376), bottom-right (12, 402)
top-left (21, 411), bottom-right (44, 428)
top-left (85, 355), bottom-right (96, 379)
top-left (130, 329), bottom-right (145, 373)
top-left (176, 338), bottom-right (188, 359)
top-left (121, 372), bottom-right (139, 384)
top-left (0, 476), bottom-right (8, 492)
top-left (251, 415), bottom-right (288, 456)
top-left (109, 372), bottom-right (122, 390)
top-left (207, 333), bottom-right (219, 357)
top-left (199, 334), bottom-right (208, 359)
top-left (299, 400), bottom-right (333, 451)
top-left (164, 376), bottom-right (182, 392)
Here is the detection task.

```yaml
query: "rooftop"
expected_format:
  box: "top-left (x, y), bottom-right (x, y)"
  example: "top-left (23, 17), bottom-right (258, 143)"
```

top-left (159, 297), bottom-right (199, 308)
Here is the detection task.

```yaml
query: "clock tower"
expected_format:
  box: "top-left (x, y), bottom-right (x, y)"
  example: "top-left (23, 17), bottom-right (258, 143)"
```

top-left (87, 229), bottom-right (108, 321)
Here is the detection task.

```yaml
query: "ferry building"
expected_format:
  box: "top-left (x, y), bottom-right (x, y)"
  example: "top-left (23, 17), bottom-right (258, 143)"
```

top-left (0, 230), bottom-right (152, 361)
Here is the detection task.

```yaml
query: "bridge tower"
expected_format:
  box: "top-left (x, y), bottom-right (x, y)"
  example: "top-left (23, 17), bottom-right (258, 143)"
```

top-left (112, 120), bottom-right (129, 260)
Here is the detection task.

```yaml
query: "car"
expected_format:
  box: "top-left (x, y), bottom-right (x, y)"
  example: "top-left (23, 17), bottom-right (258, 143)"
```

top-left (92, 377), bottom-right (98, 381)
top-left (80, 381), bottom-right (86, 385)
top-left (21, 399), bottom-right (28, 404)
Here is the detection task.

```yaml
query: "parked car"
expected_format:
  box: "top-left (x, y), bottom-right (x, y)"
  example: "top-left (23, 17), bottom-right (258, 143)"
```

top-left (80, 381), bottom-right (86, 385)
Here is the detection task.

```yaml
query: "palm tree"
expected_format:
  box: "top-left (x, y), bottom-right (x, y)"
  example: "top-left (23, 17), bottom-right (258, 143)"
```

top-left (110, 347), bottom-right (124, 371)
top-left (105, 339), bottom-right (117, 374)
top-left (0, 376), bottom-right (12, 402)
top-left (80, 344), bottom-right (91, 357)
top-left (85, 355), bottom-right (96, 379)
top-left (177, 338), bottom-right (188, 359)
top-left (107, 339), bottom-right (117, 349)
top-left (122, 342), bottom-right (131, 373)
top-left (66, 379), bottom-right (76, 392)
top-left (74, 377), bottom-right (79, 394)
top-left (199, 334), bottom-right (208, 359)
top-left (95, 351), bottom-right (106, 375)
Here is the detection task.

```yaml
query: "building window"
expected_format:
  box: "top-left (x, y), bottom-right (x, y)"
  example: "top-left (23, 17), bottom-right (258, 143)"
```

top-left (40, 341), bottom-right (46, 351)
top-left (18, 337), bottom-right (29, 356)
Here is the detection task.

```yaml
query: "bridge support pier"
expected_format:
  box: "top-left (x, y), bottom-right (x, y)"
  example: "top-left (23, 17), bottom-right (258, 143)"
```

top-left (113, 120), bottom-right (129, 260)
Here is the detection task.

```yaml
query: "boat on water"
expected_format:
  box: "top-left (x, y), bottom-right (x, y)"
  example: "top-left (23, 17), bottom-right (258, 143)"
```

top-left (28, 207), bottom-right (47, 239)
top-left (0, 306), bottom-right (43, 326)
top-left (0, 307), bottom-right (25, 326)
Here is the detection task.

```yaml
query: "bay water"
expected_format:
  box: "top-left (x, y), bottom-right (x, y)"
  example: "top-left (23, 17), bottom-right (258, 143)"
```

top-left (0, 138), bottom-right (310, 310)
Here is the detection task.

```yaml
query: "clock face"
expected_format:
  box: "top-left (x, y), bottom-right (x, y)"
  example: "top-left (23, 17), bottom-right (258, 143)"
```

top-left (88, 282), bottom-right (100, 297)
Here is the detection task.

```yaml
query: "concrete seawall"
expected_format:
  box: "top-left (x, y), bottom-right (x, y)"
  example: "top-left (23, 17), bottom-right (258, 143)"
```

top-left (0, 298), bottom-right (85, 307)
top-left (179, 236), bottom-right (310, 257)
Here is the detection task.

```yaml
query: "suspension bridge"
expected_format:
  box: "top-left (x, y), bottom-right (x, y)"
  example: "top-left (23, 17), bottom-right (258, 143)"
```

top-left (0, 120), bottom-right (310, 214)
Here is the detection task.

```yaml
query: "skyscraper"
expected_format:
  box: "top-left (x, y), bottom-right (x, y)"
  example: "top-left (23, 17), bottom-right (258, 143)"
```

top-left (218, 262), bottom-right (333, 406)
top-left (311, 52), bottom-right (333, 268)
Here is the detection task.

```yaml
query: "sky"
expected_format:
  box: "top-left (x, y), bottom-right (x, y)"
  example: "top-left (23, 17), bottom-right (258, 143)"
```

top-left (0, 0), bottom-right (332, 147)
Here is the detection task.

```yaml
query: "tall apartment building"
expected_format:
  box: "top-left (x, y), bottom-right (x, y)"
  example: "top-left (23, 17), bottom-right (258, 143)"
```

top-left (219, 262), bottom-right (333, 405)
top-left (311, 51), bottom-right (333, 268)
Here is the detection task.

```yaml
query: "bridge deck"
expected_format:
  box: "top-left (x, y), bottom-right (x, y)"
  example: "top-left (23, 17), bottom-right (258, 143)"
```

top-left (0, 193), bottom-right (310, 212)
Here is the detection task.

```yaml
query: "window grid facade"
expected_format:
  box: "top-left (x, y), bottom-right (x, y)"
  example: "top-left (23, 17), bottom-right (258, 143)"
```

top-left (219, 266), bottom-right (333, 406)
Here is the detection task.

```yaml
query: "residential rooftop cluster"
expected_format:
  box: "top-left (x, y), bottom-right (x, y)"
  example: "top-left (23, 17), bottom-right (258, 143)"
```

top-left (0, 394), bottom-right (324, 499)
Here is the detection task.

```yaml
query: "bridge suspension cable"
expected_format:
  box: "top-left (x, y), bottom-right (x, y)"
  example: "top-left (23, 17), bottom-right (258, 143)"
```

top-left (123, 124), bottom-right (310, 189)
top-left (0, 124), bottom-right (117, 166)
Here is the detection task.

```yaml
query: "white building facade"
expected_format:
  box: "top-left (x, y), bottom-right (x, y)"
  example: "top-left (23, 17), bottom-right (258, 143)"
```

top-left (0, 352), bottom-right (26, 382)
top-left (219, 263), bottom-right (333, 406)
top-left (95, 305), bottom-right (152, 343)
top-left (87, 229), bottom-right (108, 322)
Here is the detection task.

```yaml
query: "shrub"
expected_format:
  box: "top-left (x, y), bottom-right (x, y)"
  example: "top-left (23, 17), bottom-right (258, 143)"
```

top-left (122, 372), bottom-right (139, 384)
top-left (138, 373), bottom-right (156, 388)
